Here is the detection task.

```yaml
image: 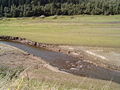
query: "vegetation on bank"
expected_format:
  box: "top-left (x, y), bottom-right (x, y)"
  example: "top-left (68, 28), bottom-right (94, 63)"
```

top-left (0, 66), bottom-right (24, 89)
top-left (1, 66), bottom-right (120, 90)
top-left (0, 15), bottom-right (120, 47)
top-left (0, 0), bottom-right (120, 17)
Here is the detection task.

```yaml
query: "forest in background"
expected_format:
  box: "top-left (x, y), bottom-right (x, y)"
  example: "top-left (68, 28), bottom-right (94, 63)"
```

top-left (0, 0), bottom-right (120, 17)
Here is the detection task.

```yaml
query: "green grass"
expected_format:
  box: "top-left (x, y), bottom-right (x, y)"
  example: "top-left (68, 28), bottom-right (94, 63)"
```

top-left (0, 15), bottom-right (120, 47)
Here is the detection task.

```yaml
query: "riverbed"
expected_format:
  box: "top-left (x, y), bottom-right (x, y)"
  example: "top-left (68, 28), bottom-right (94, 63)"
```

top-left (0, 41), bottom-right (120, 84)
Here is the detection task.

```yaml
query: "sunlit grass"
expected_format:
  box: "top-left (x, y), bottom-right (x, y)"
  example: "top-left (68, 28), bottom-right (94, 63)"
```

top-left (0, 15), bottom-right (120, 47)
top-left (7, 67), bottom-right (120, 90)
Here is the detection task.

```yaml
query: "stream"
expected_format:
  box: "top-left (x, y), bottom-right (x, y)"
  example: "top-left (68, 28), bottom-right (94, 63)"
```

top-left (0, 41), bottom-right (120, 84)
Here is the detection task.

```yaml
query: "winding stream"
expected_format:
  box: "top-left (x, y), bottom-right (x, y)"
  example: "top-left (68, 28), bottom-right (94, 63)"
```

top-left (0, 41), bottom-right (120, 84)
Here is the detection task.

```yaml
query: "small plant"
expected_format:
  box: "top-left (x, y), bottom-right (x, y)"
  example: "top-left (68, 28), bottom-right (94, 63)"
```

top-left (0, 66), bottom-right (24, 89)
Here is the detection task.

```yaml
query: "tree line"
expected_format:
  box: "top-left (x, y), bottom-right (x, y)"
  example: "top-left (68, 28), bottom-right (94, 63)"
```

top-left (0, 0), bottom-right (120, 17)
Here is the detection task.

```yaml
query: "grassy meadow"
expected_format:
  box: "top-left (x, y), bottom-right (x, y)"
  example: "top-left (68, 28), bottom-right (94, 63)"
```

top-left (0, 15), bottom-right (120, 47)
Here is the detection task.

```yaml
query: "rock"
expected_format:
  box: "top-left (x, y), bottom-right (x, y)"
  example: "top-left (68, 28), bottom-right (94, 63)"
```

top-left (34, 42), bottom-right (37, 46)
top-left (40, 15), bottom-right (45, 18)
top-left (77, 65), bottom-right (83, 69)
top-left (68, 51), bottom-right (71, 54)
top-left (71, 52), bottom-right (79, 56)
top-left (76, 61), bottom-right (82, 64)
top-left (58, 49), bottom-right (61, 52)
top-left (70, 68), bottom-right (79, 71)
top-left (68, 47), bottom-right (74, 50)
top-left (42, 45), bottom-right (46, 48)
top-left (36, 42), bottom-right (39, 46)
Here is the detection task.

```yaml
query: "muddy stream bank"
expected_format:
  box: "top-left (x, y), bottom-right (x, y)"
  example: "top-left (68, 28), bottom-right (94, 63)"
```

top-left (0, 36), bottom-right (120, 84)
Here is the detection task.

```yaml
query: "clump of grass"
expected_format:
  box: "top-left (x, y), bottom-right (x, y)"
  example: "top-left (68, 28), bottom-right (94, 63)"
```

top-left (6, 66), bottom-right (120, 90)
top-left (7, 76), bottom-right (120, 90)
top-left (0, 66), bottom-right (24, 89)
top-left (9, 78), bottom-right (79, 90)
